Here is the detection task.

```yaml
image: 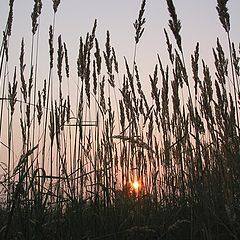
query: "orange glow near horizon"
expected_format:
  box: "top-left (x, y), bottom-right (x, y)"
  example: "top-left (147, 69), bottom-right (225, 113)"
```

top-left (132, 180), bottom-right (140, 192)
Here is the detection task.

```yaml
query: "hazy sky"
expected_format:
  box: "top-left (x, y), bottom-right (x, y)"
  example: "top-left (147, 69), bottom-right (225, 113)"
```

top-left (1, 0), bottom-right (240, 87)
top-left (0, 0), bottom-right (240, 162)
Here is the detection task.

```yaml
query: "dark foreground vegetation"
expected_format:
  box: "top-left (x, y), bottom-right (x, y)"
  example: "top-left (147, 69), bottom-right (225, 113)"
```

top-left (0, 0), bottom-right (240, 239)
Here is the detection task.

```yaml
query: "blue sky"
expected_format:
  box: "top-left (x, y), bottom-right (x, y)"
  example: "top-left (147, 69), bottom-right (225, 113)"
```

top-left (1, 0), bottom-right (240, 87)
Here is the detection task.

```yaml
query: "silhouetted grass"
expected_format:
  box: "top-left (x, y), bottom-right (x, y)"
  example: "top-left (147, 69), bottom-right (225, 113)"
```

top-left (0, 0), bottom-right (240, 239)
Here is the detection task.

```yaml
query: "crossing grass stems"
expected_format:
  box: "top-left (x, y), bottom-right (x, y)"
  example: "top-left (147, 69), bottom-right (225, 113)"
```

top-left (0, 0), bottom-right (240, 239)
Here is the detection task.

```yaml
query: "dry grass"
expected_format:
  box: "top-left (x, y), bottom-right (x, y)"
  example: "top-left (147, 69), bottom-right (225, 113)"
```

top-left (0, 0), bottom-right (240, 239)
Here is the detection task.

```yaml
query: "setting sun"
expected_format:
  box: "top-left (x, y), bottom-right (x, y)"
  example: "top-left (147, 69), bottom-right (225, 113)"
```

top-left (132, 180), bottom-right (140, 191)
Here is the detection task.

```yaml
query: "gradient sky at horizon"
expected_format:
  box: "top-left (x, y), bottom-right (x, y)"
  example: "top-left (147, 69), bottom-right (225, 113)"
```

top-left (1, 0), bottom-right (240, 89)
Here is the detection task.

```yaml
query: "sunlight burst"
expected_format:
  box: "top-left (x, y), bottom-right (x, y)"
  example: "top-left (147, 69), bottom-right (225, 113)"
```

top-left (132, 180), bottom-right (140, 191)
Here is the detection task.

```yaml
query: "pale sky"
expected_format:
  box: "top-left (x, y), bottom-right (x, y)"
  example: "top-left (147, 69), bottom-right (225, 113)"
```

top-left (0, 0), bottom-right (240, 112)
top-left (0, 0), bottom-right (240, 123)
top-left (0, 0), bottom-right (240, 167)
top-left (1, 0), bottom-right (240, 92)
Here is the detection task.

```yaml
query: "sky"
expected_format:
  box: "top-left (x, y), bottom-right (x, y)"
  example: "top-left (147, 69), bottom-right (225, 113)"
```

top-left (0, 0), bottom-right (240, 125)
top-left (0, 0), bottom-right (240, 171)
top-left (1, 0), bottom-right (240, 82)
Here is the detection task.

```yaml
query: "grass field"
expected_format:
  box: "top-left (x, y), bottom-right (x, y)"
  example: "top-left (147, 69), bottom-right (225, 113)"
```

top-left (0, 0), bottom-right (240, 239)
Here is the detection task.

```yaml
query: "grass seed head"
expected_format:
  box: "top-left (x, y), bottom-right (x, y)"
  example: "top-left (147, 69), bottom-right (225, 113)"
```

top-left (134, 0), bottom-right (146, 44)
top-left (49, 25), bottom-right (54, 69)
top-left (216, 0), bottom-right (230, 33)
top-left (31, 0), bottom-right (42, 35)
top-left (52, 0), bottom-right (61, 13)
top-left (166, 0), bottom-right (182, 52)
top-left (7, 0), bottom-right (14, 36)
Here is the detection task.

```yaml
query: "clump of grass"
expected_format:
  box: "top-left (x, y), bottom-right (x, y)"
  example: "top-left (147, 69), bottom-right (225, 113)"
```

top-left (0, 0), bottom-right (240, 239)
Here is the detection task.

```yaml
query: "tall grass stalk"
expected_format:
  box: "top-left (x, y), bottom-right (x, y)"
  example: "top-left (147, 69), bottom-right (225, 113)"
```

top-left (0, 1), bottom-right (240, 239)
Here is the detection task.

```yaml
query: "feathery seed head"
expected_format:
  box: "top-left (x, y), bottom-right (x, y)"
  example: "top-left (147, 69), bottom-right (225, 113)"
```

top-left (64, 42), bottom-right (69, 78)
top-left (166, 0), bottom-right (182, 52)
top-left (49, 25), bottom-right (54, 69)
top-left (31, 0), bottom-right (42, 35)
top-left (52, 0), bottom-right (61, 13)
top-left (94, 38), bottom-right (102, 75)
top-left (7, 0), bottom-right (14, 36)
top-left (134, 0), bottom-right (146, 44)
top-left (216, 0), bottom-right (230, 33)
